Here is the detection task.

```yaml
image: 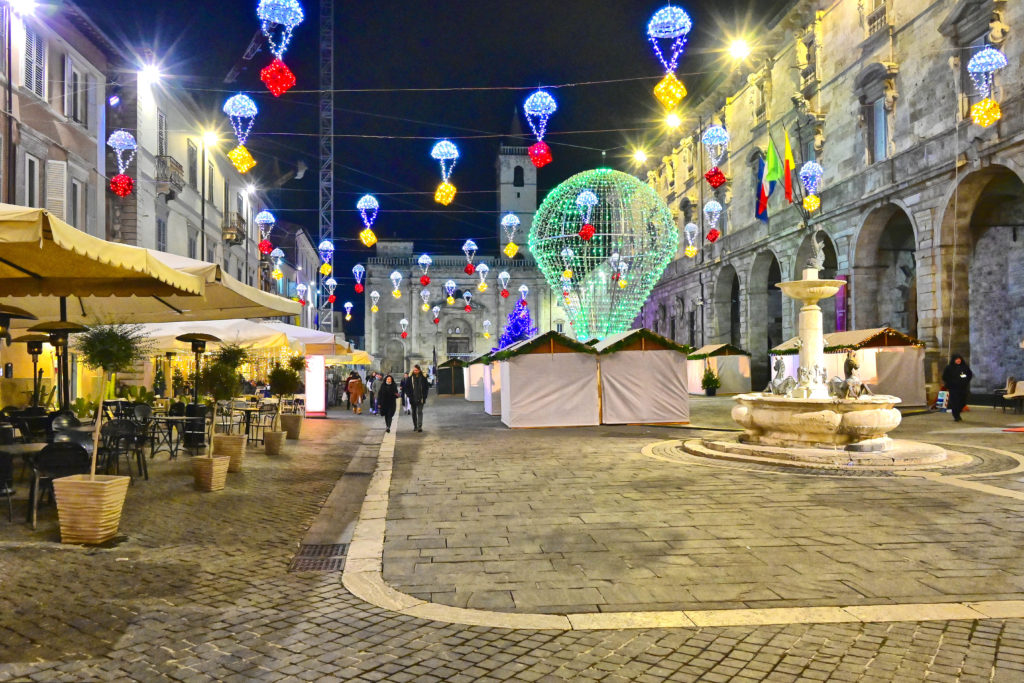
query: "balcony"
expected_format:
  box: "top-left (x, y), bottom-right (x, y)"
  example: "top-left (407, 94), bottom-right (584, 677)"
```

top-left (753, 104), bottom-right (767, 127)
top-left (867, 5), bottom-right (888, 37)
top-left (222, 212), bottom-right (246, 245)
top-left (155, 156), bottom-right (184, 200)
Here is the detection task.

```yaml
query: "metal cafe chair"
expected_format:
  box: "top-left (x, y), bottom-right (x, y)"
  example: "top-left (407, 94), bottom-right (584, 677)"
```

top-left (30, 442), bottom-right (90, 529)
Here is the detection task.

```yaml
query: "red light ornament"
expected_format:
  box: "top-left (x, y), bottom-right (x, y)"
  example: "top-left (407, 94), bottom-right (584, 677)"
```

top-left (433, 317), bottom-right (440, 325)
top-left (500, 288), bottom-right (510, 298)
top-left (706, 228), bottom-right (721, 243)
top-left (420, 275), bottom-right (430, 286)
top-left (464, 305), bottom-right (472, 312)
top-left (464, 263), bottom-right (475, 275)
top-left (109, 174), bottom-right (134, 197)
top-left (400, 331), bottom-right (408, 339)
top-left (528, 141), bottom-right (552, 168)
top-left (578, 224), bottom-right (595, 241)
top-left (704, 167), bottom-right (727, 188)
top-left (354, 283), bottom-right (364, 294)
top-left (261, 59), bottom-right (296, 97)
top-left (328, 294), bottom-right (336, 304)
top-left (258, 239), bottom-right (273, 255)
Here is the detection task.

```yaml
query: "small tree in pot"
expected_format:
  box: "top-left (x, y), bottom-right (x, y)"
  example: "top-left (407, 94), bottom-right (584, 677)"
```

top-left (265, 362), bottom-right (301, 454)
top-left (278, 355), bottom-right (306, 440)
top-left (199, 344), bottom-right (249, 473)
top-left (54, 324), bottom-right (152, 544)
top-left (701, 365), bottom-right (721, 397)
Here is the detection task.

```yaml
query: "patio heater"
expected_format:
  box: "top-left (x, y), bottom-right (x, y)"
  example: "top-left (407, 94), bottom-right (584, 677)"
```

top-left (11, 334), bottom-right (49, 408)
top-left (164, 351), bottom-right (176, 398)
top-left (175, 333), bottom-right (220, 405)
top-left (27, 321), bottom-right (88, 411)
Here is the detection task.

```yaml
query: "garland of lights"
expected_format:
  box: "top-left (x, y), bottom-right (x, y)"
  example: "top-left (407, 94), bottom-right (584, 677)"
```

top-left (107, 130), bottom-right (137, 197)
top-left (389, 270), bottom-right (402, 298)
top-left (399, 318), bottom-right (409, 339)
top-left (357, 194), bottom-right (378, 247)
top-left (343, 301), bottom-right (353, 321)
top-left (523, 89), bottom-right (557, 168)
top-left (444, 279), bottom-right (457, 305)
top-left (420, 288), bottom-right (431, 312)
top-left (223, 94), bottom-right (258, 173)
top-left (257, 0), bottom-right (303, 96)
top-left (462, 239), bottom-right (477, 275)
top-left (418, 253), bottom-right (432, 285)
top-left (498, 271), bottom-right (511, 298)
top-left (967, 46), bottom-right (1008, 127)
top-left (431, 140), bottom-right (459, 205)
top-left (529, 168), bottom-right (677, 341)
top-left (432, 305), bottom-right (440, 324)
top-left (352, 264), bottom-right (365, 293)
top-left (647, 5), bottom-right (692, 111)
top-left (317, 239), bottom-right (333, 276)
top-left (324, 277), bottom-right (337, 303)
top-left (369, 290), bottom-right (380, 313)
top-left (501, 213), bottom-right (520, 257)
top-left (799, 161), bottom-right (824, 213)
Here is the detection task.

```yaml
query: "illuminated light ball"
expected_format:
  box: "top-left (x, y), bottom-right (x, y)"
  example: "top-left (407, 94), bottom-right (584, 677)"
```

top-left (504, 242), bottom-right (519, 258)
top-left (433, 318), bottom-right (439, 325)
top-left (500, 289), bottom-right (510, 298)
top-left (328, 294), bottom-right (337, 304)
top-left (258, 239), bottom-right (273, 255)
top-left (464, 263), bottom-right (475, 275)
top-left (359, 228), bottom-right (377, 247)
top-left (484, 332), bottom-right (490, 339)
top-left (345, 313), bottom-right (351, 321)
top-left (562, 268), bottom-right (573, 279)
top-left (578, 224), bottom-right (596, 241)
top-left (109, 173), bottom-right (134, 197)
top-left (298, 298), bottom-right (306, 306)
top-left (446, 296), bottom-right (455, 306)
top-left (228, 145), bottom-right (257, 174)
top-left (701, 125), bottom-right (730, 166)
top-left (971, 98), bottom-right (1001, 128)
top-left (392, 289), bottom-right (401, 299)
top-left (464, 305), bottom-right (472, 312)
top-left (477, 281), bottom-right (487, 292)
top-left (272, 267), bottom-right (283, 280)
top-left (421, 302), bottom-right (430, 312)
top-left (435, 181), bottom-right (456, 205)
top-left (684, 245), bottom-right (698, 258)
top-left (528, 141), bottom-right (553, 168)
top-left (261, 58), bottom-right (296, 97)
top-left (803, 194), bottom-right (821, 213)
top-left (319, 263), bottom-right (332, 276)
top-left (704, 167), bottom-right (727, 188)
top-left (270, 247), bottom-right (285, 261)
top-left (653, 72), bottom-right (687, 112)
top-left (371, 305), bottom-right (378, 313)
top-left (706, 228), bottom-right (721, 243)
top-left (798, 161), bottom-right (824, 196)
top-left (398, 331), bottom-right (407, 340)
top-left (354, 283), bottom-right (364, 294)
top-left (618, 279), bottom-right (628, 289)
top-left (317, 238), bottom-right (334, 262)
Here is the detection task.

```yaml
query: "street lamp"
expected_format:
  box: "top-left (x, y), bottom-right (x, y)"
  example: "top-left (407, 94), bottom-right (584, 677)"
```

top-left (5, 0), bottom-right (35, 203)
top-left (199, 131), bottom-right (218, 263)
top-left (632, 149), bottom-right (649, 165)
top-left (728, 38), bottom-right (752, 61)
top-left (665, 112), bottom-right (682, 129)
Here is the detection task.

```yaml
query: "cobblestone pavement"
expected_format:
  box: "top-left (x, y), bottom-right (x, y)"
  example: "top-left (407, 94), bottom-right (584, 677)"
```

top-left (3, 401), bottom-right (1024, 680)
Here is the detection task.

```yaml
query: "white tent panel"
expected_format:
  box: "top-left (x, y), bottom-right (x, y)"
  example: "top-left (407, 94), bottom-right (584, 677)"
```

top-left (500, 352), bottom-right (599, 428)
top-left (770, 347), bottom-right (925, 406)
top-left (483, 362), bottom-right (502, 416)
top-left (686, 359), bottom-right (704, 394)
top-left (600, 350), bottom-right (688, 424)
top-left (463, 364), bottom-right (485, 401)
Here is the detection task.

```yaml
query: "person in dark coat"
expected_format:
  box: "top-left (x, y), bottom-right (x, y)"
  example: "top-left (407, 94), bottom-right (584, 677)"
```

top-left (408, 364), bottom-right (431, 432)
top-left (400, 372), bottom-right (412, 414)
top-left (377, 375), bottom-right (399, 433)
top-left (941, 353), bottom-right (973, 422)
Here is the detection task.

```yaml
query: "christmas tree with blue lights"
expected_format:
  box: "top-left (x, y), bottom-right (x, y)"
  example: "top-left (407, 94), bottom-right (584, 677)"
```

top-left (496, 298), bottom-right (537, 349)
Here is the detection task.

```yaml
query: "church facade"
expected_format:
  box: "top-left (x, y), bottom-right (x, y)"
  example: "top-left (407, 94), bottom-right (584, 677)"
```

top-left (363, 138), bottom-right (569, 375)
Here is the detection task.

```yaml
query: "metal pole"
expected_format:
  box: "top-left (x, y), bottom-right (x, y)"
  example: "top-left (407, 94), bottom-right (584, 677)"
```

top-left (200, 143), bottom-right (206, 262)
top-left (60, 297), bottom-right (70, 409)
top-left (193, 349), bottom-right (200, 405)
top-left (6, 6), bottom-right (13, 204)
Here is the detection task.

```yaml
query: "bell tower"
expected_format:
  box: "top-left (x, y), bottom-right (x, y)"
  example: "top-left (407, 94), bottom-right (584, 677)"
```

top-left (496, 109), bottom-right (537, 256)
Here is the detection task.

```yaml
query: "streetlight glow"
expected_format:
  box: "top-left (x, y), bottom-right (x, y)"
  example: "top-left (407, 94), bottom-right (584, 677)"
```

top-left (202, 131), bottom-right (219, 147)
top-left (140, 63), bottom-right (162, 83)
top-left (632, 149), bottom-right (649, 164)
top-left (729, 39), bottom-right (751, 60)
top-left (665, 112), bottom-right (682, 129)
top-left (246, 183), bottom-right (257, 196)
top-left (9, 0), bottom-right (37, 16)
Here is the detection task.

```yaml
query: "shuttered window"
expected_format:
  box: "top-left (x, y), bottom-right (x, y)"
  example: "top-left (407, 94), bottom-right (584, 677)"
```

top-left (23, 26), bottom-right (44, 98)
top-left (44, 159), bottom-right (66, 220)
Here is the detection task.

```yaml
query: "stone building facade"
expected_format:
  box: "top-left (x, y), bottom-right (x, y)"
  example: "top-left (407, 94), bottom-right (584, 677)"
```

top-left (641, 0), bottom-right (1022, 392)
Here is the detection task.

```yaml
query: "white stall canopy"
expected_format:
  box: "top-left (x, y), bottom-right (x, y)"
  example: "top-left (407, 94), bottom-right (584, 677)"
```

top-left (686, 344), bottom-right (752, 395)
top-left (595, 329), bottom-right (690, 424)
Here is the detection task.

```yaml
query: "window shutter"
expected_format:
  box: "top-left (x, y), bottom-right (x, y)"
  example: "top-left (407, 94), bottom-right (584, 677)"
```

top-left (45, 159), bottom-right (67, 220)
top-left (63, 55), bottom-right (71, 117)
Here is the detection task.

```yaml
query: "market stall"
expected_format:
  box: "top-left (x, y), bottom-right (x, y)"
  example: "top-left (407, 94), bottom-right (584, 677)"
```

top-left (463, 353), bottom-right (487, 402)
top-left (435, 359), bottom-right (465, 395)
top-left (493, 332), bottom-right (599, 428)
top-left (686, 344), bottom-right (752, 395)
top-left (770, 327), bottom-right (926, 406)
top-left (595, 329), bottom-right (690, 424)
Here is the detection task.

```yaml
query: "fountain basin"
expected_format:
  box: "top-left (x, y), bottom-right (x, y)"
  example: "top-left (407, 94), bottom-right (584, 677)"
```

top-left (731, 393), bottom-right (902, 451)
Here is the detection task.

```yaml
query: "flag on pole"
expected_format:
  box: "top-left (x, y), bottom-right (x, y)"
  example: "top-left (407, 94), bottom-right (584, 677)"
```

top-left (783, 131), bottom-right (796, 203)
top-left (754, 158), bottom-right (775, 223)
top-left (758, 136), bottom-right (783, 215)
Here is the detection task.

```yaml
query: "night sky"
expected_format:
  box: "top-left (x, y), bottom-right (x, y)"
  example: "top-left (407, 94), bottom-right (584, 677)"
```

top-left (79, 0), bottom-right (789, 335)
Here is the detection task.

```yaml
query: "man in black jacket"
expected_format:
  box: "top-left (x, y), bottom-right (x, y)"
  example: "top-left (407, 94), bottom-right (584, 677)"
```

top-left (408, 365), bottom-right (431, 432)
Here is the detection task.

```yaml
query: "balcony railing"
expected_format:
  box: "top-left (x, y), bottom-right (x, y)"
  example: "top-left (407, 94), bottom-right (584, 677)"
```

top-left (867, 5), bottom-right (888, 36)
top-left (222, 212), bottom-right (246, 245)
top-left (155, 155), bottom-right (184, 199)
top-left (753, 105), bottom-right (767, 127)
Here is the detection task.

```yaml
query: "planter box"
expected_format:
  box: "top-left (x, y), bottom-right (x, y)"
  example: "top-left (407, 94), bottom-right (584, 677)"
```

top-left (264, 431), bottom-right (286, 455)
top-left (52, 474), bottom-right (130, 545)
top-left (213, 434), bottom-right (247, 472)
top-left (280, 414), bottom-right (302, 440)
top-left (191, 456), bottom-right (230, 491)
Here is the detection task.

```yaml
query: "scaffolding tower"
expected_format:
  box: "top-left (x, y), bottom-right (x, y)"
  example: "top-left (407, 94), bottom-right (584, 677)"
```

top-left (317, 0), bottom-right (334, 332)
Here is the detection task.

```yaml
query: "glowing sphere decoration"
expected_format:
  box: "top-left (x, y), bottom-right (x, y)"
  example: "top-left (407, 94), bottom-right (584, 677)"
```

top-left (798, 161), bottom-right (823, 195)
top-left (647, 5), bottom-right (692, 73)
top-left (370, 290), bottom-right (380, 313)
top-left (257, 0), bottom-right (304, 60)
top-left (255, 210), bottom-right (276, 239)
top-left (399, 318), bottom-right (409, 339)
top-left (462, 291), bottom-right (473, 312)
top-left (325, 276), bottom-right (338, 295)
top-left (317, 239), bottom-right (334, 263)
top-left (462, 239), bottom-right (477, 275)
top-left (971, 97), bottom-right (1001, 128)
top-left (967, 47), bottom-right (1007, 98)
top-left (109, 174), bottom-right (134, 198)
top-left (684, 245), bottom-right (698, 258)
top-left (270, 247), bottom-right (285, 262)
top-left (501, 212), bottom-right (520, 239)
top-left (803, 195), bottom-right (821, 213)
top-left (258, 240), bottom-right (273, 255)
top-left (703, 200), bottom-right (722, 229)
top-left (343, 301), bottom-right (353, 321)
top-left (529, 168), bottom-right (677, 341)
top-left (519, 284), bottom-right (529, 301)
top-left (524, 89), bottom-right (557, 168)
top-left (319, 263), bottom-right (332, 276)
top-left (357, 194), bottom-right (378, 229)
top-left (352, 264), bottom-right (365, 293)
top-left (706, 228), bottom-right (721, 243)
top-left (260, 58), bottom-right (296, 97)
top-left (701, 125), bottom-right (729, 166)
top-left (418, 253), bottom-right (432, 286)
top-left (431, 140), bottom-right (459, 204)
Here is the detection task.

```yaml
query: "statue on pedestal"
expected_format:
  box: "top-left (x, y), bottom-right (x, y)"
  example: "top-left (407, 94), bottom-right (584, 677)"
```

top-left (828, 350), bottom-right (873, 399)
top-left (806, 230), bottom-right (825, 272)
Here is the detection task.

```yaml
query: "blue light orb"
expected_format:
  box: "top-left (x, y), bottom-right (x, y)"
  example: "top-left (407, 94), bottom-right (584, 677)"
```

top-left (317, 239), bottom-right (334, 261)
top-left (257, 0), bottom-right (304, 28)
top-left (356, 194), bottom-right (378, 211)
top-left (351, 265), bottom-right (364, 282)
top-left (223, 94), bottom-right (258, 118)
top-left (106, 130), bottom-right (137, 151)
top-left (254, 210), bottom-right (276, 226)
top-left (462, 239), bottom-right (478, 256)
top-left (270, 247), bottom-right (285, 260)
top-left (576, 190), bottom-right (598, 209)
top-left (417, 253), bottom-right (433, 270)
top-left (647, 5), bottom-right (692, 39)
top-left (799, 161), bottom-right (824, 195)
top-left (501, 213), bottom-right (520, 230)
top-left (703, 200), bottom-right (722, 228)
top-left (967, 46), bottom-right (1008, 75)
top-left (701, 125), bottom-right (729, 166)
top-left (430, 140), bottom-right (459, 161)
top-left (523, 89), bottom-right (557, 119)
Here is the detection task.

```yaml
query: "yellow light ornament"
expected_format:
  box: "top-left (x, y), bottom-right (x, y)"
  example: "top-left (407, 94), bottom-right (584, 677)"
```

top-left (271, 267), bottom-right (283, 280)
top-left (227, 145), bottom-right (256, 174)
top-left (653, 73), bottom-right (687, 111)
top-left (684, 245), bottom-right (698, 258)
top-left (562, 269), bottom-right (573, 279)
top-left (319, 263), bottom-right (332, 276)
top-left (370, 305), bottom-right (378, 313)
top-left (435, 182), bottom-right (457, 205)
top-left (618, 279), bottom-right (628, 289)
top-left (477, 281), bottom-right (487, 292)
top-left (359, 228), bottom-right (378, 247)
top-left (446, 295), bottom-right (455, 305)
top-left (971, 97), bottom-right (1001, 127)
top-left (483, 332), bottom-right (490, 339)
top-left (345, 314), bottom-right (352, 321)
top-left (504, 242), bottom-right (519, 258)
top-left (421, 302), bottom-right (430, 312)
top-left (802, 195), bottom-right (821, 212)
top-left (392, 288), bottom-right (401, 299)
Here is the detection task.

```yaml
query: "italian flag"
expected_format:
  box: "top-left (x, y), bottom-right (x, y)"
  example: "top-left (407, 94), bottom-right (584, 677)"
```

top-left (758, 136), bottom-right (783, 215)
top-left (783, 131), bottom-right (796, 203)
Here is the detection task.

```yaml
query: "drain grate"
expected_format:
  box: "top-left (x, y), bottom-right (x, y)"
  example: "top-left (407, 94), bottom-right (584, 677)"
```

top-left (288, 543), bottom-right (349, 572)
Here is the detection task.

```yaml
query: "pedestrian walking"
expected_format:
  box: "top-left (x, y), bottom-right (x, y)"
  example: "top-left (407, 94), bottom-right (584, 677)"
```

top-left (348, 373), bottom-right (366, 414)
top-left (941, 354), bottom-right (973, 422)
top-left (400, 372), bottom-right (412, 414)
top-left (408, 364), bottom-right (431, 432)
top-left (366, 373), bottom-right (378, 414)
top-left (377, 374), bottom-right (399, 433)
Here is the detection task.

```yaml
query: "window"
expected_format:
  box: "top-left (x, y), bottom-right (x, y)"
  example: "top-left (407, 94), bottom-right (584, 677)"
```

top-left (753, 82), bottom-right (767, 126)
top-left (513, 166), bottom-right (524, 187)
top-left (961, 34), bottom-right (990, 109)
top-left (236, 192), bottom-right (243, 215)
top-left (157, 111), bottom-right (167, 156)
top-left (187, 141), bottom-right (197, 188)
top-left (156, 218), bottom-right (167, 252)
top-left (206, 244), bottom-right (215, 263)
top-left (556, 322), bottom-right (563, 334)
top-left (187, 225), bottom-right (197, 259)
top-left (867, 0), bottom-right (887, 36)
top-left (805, 139), bottom-right (816, 163)
top-left (23, 26), bottom-right (44, 98)
top-left (871, 97), bottom-right (888, 163)
top-left (207, 162), bottom-right (214, 200)
top-left (24, 154), bottom-right (39, 207)
top-left (69, 179), bottom-right (82, 229)
top-left (66, 61), bottom-right (88, 125)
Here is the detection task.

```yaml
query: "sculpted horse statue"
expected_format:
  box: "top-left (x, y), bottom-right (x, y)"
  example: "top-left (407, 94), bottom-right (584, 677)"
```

top-left (765, 357), bottom-right (797, 396)
top-left (828, 351), bottom-right (873, 399)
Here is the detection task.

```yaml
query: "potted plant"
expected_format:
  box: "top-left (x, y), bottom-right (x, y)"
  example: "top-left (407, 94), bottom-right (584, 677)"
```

top-left (272, 358), bottom-right (303, 444)
top-left (278, 356), bottom-right (306, 440)
top-left (265, 362), bottom-right (300, 454)
top-left (53, 324), bottom-right (152, 544)
top-left (701, 365), bottom-right (722, 397)
top-left (199, 345), bottom-right (249, 473)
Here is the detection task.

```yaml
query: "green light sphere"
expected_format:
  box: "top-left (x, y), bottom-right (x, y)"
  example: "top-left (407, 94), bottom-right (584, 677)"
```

top-left (529, 168), bottom-right (678, 341)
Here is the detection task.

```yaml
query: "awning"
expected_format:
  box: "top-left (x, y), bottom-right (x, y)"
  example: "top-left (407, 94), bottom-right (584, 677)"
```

top-left (687, 343), bottom-right (751, 359)
top-left (594, 328), bottom-right (692, 354)
top-left (260, 320), bottom-right (340, 355)
top-left (771, 327), bottom-right (924, 355)
top-left (326, 350), bottom-right (373, 366)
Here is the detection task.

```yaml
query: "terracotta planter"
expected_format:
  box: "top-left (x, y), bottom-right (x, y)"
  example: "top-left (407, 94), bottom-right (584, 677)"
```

top-left (52, 474), bottom-right (131, 545)
top-left (213, 434), bottom-right (247, 472)
top-left (264, 431), bottom-right (286, 455)
top-left (280, 414), bottom-right (303, 440)
top-left (191, 456), bottom-right (230, 491)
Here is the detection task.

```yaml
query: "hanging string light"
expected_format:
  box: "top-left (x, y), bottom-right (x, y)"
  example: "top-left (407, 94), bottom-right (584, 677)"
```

top-left (271, 247), bottom-right (285, 280)
top-left (518, 284), bottom-right (529, 303)
top-left (444, 279), bottom-right (457, 305)
top-left (356, 194), bottom-right (379, 247)
top-left (432, 305), bottom-right (441, 324)
top-left (462, 239), bottom-right (478, 275)
top-left (107, 130), bottom-right (137, 197)
top-left (431, 140), bottom-right (459, 205)
top-left (370, 290), bottom-right (380, 313)
top-left (483, 320), bottom-right (492, 339)
top-left (389, 270), bottom-right (402, 298)
top-left (325, 276), bottom-right (337, 304)
top-left (523, 89), bottom-right (557, 168)
top-left (420, 288), bottom-right (431, 312)
top-left (317, 240), bottom-right (333, 275)
top-left (223, 94), bottom-right (258, 173)
top-left (418, 253), bottom-right (432, 285)
top-left (967, 47), bottom-right (1007, 127)
top-left (255, 210), bottom-right (276, 255)
top-left (476, 263), bottom-right (490, 292)
top-left (257, 0), bottom-right (303, 96)
top-left (501, 213), bottom-right (521, 257)
top-left (343, 301), bottom-right (353, 321)
top-left (799, 161), bottom-right (824, 213)
top-left (683, 222), bottom-right (699, 258)
top-left (701, 125), bottom-right (729, 188)
top-left (575, 190), bottom-right (599, 241)
top-left (399, 318), bottom-right (409, 339)
top-left (352, 264), bottom-right (365, 293)
top-left (498, 271), bottom-right (511, 298)
top-left (462, 291), bottom-right (473, 312)
top-left (296, 283), bottom-right (307, 306)
top-left (560, 247), bottom-right (575, 279)
top-left (703, 200), bottom-right (722, 229)
top-left (647, 5), bottom-right (692, 111)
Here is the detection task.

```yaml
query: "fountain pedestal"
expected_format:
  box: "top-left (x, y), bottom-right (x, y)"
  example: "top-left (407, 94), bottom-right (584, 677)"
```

top-left (777, 268), bottom-right (845, 399)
